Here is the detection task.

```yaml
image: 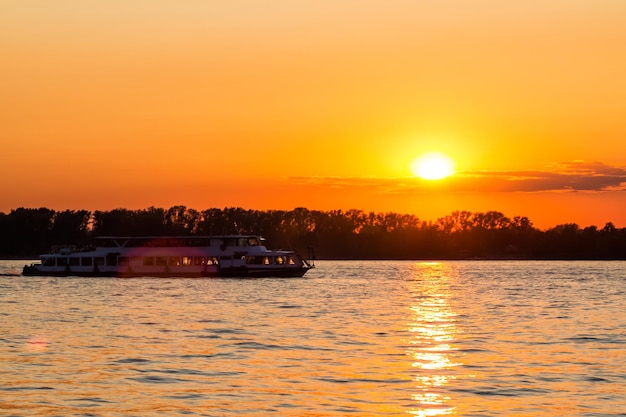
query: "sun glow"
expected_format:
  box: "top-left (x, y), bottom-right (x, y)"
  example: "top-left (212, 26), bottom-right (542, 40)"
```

top-left (411, 153), bottom-right (455, 180)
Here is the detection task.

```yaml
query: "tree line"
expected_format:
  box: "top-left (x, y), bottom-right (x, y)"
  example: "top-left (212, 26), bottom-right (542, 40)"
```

top-left (2, 206), bottom-right (626, 259)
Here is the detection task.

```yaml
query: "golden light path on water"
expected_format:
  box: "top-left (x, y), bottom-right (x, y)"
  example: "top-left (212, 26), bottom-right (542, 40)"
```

top-left (406, 262), bottom-right (460, 416)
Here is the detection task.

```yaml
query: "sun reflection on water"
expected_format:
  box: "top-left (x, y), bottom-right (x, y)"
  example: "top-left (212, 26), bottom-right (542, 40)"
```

top-left (406, 262), bottom-right (460, 416)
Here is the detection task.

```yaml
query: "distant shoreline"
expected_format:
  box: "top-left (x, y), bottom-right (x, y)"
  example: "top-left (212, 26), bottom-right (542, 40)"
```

top-left (8, 256), bottom-right (626, 262)
top-left (3, 207), bottom-right (626, 261)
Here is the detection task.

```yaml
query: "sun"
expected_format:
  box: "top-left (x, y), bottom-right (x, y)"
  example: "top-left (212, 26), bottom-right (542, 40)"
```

top-left (410, 152), bottom-right (455, 180)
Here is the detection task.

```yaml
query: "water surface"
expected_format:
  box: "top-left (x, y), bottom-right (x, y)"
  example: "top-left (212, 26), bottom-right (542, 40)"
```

top-left (1, 260), bottom-right (625, 416)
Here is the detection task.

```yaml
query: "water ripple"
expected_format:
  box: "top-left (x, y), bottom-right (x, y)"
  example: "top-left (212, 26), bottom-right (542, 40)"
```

top-left (1, 260), bottom-right (625, 416)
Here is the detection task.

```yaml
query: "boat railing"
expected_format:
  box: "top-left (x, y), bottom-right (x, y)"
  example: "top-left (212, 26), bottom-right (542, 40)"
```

top-left (50, 245), bottom-right (80, 254)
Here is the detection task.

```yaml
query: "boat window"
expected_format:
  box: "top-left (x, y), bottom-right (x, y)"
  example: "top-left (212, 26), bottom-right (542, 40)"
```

top-left (275, 256), bottom-right (285, 265)
top-left (247, 238), bottom-right (259, 246)
top-left (57, 257), bottom-right (68, 267)
top-left (69, 257), bottom-right (80, 266)
top-left (222, 238), bottom-right (238, 247)
top-left (82, 257), bottom-right (93, 267)
top-left (42, 258), bottom-right (55, 267)
top-left (106, 254), bottom-right (118, 266)
top-left (246, 256), bottom-right (266, 265)
top-left (169, 257), bottom-right (180, 266)
top-left (156, 257), bottom-right (167, 266)
top-left (131, 256), bottom-right (141, 264)
top-left (143, 257), bottom-right (155, 266)
top-left (182, 256), bottom-right (192, 266)
top-left (118, 256), bottom-right (129, 266)
top-left (210, 257), bottom-right (219, 265)
top-left (194, 256), bottom-right (205, 265)
top-left (287, 256), bottom-right (295, 265)
top-left (94, 257), bottom-right (105, 266)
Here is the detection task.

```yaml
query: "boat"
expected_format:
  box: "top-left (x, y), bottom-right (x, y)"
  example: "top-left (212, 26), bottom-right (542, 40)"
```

top-left (22, 235), bottom-right (314, 278)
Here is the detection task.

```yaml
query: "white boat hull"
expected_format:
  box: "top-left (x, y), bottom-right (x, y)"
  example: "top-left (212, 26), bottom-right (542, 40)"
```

top-left (22, 235), bottom-right (314, 278)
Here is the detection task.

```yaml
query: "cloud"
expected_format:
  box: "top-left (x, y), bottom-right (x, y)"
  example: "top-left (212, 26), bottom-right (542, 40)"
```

top-left (285, 161), bottom-right (626, 194)
top-left (460, 161), bottom-right (626, 192)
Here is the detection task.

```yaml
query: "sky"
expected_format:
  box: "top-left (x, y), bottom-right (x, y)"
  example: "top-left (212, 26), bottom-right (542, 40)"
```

top-left (2, 1), bottom-right (626, 229)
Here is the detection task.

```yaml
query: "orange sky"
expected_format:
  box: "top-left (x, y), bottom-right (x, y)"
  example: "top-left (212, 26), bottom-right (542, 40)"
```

top-left (2, 1), bottom-right (626, 229)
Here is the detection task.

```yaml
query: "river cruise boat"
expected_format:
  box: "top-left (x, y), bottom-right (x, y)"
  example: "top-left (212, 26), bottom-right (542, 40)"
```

top-left (22, 235), bottom-right (314, 278)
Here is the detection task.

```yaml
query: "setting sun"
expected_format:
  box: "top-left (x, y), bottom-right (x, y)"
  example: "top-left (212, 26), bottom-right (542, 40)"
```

top-left (410, 153), bottom-right (455, 180)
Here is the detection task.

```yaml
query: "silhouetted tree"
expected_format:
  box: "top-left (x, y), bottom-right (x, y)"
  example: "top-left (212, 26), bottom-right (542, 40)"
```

top-left (3, 206), bottom-right (626, 260)
top-left (0, 207), bottom-right (55, 257)
top-left (50, 210), bottom-right (91, 245)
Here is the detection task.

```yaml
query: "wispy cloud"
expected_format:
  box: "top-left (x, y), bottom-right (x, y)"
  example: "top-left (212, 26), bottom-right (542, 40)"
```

top-left (285, 161), bottom-right (626, 194)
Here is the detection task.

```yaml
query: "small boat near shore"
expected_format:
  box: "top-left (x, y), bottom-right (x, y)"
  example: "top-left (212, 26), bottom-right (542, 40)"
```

top-left (22, 235), bottom-right (314, 278)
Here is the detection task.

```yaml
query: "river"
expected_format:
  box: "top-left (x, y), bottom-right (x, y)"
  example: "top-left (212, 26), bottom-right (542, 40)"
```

top-left (1, 260), bottom-right (624, 416)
